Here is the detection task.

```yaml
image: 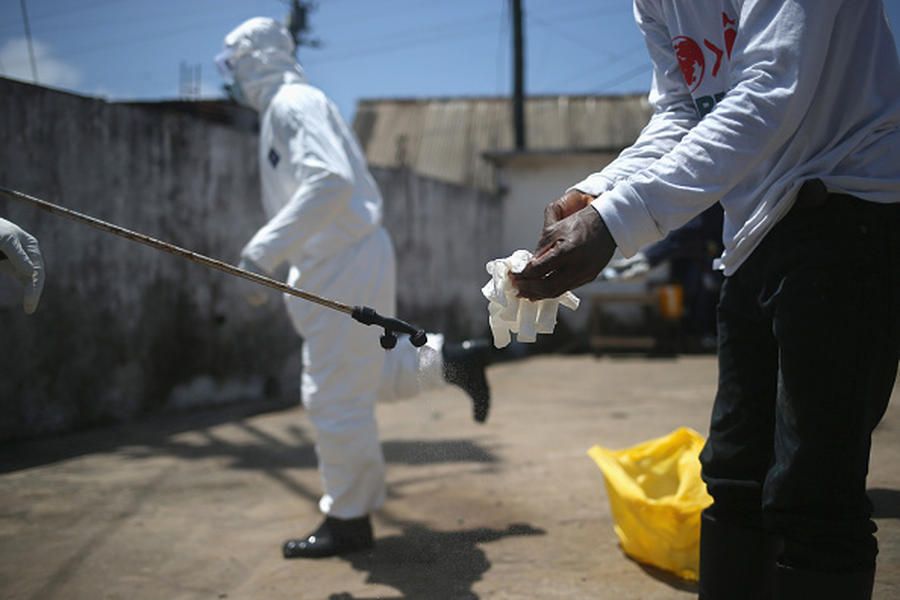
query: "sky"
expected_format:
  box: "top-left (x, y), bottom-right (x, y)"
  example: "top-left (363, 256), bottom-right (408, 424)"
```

top-left (2, 0), bottom-right (900, 122)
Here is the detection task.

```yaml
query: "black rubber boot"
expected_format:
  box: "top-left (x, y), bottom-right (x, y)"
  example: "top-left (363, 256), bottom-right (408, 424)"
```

top-left (282, 515), bottom-right (374, 559)
top-left (773, 563), bottom-right (874, 600)
top-left (442, 339), bottom-right (492, 423)
top-left (775, 565), bottom-right (875, 600)
top-left (699, 511), bottom-right (776, 599)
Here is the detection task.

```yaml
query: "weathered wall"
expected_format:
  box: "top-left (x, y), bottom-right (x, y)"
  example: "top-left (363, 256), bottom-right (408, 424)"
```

top-left (0, 79), bottom-right (503, 441)
top-left (493, 153), bottom-right (616, 258)
top-left (372, 166), bottom-right (501, 339)
top-left (0, 79), bottom-right (300, 441)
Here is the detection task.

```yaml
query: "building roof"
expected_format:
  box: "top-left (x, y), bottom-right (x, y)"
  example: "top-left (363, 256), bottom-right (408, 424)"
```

top-left (353, 94), bottom-right (652, 192)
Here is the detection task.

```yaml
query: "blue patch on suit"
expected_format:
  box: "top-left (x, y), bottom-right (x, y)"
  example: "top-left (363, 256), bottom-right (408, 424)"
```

top-left (268, 147), bottom-right (280, 168)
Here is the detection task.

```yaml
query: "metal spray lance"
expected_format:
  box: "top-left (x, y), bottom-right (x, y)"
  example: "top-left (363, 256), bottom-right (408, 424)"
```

top-left (0, 187), bottom-right (426, 349)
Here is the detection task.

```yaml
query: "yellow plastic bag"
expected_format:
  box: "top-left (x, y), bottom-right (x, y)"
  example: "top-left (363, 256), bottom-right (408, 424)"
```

top-left (588, 427), bottom-right (713, 581)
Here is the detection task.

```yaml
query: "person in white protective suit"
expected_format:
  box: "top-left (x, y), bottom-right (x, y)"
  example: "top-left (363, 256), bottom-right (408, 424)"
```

top-left (217, 17), bottom-right (491, 559)
top-left (0, 218), bottom-right (45, 314)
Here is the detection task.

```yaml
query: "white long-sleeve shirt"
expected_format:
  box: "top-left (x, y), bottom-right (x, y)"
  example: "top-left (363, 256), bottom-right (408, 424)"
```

top-left (574, 0), bottom-right (900, 275)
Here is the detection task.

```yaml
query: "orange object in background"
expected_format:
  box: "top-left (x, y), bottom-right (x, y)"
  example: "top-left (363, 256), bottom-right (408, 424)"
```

top-left (657, 284), bottom-right (684, 320)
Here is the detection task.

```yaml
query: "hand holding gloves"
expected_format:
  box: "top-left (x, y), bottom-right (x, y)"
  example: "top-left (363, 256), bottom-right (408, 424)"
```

top-left (481, 250), bottom-right (580, 348)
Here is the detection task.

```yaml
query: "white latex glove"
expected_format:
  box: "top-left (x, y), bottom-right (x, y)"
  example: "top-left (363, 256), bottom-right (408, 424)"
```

top-left (0, 218), bottom-right (45, 314)
top-left (236, 254), bottom-right (272, 307)
top-left (607, 251), bottom-right (650, 280)
top-left (481, 250), bottom-right (579, 348)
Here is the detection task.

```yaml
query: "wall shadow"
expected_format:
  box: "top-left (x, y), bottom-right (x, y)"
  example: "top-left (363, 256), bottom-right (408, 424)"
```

top-left (1, 399), bottom-right (505, 544)
top-left (0, 399), bottom-right (499, 476)
top-left (328, 521), bottom-right (545, 600)
top-left (0, 399), bottom-right (293, 474)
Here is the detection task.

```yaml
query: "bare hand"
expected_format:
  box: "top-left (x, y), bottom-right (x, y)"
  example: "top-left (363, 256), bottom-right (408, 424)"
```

top-left (512, 201), bottom-right (616, 300)
top-left (541, 189), bottom-right (594, 231)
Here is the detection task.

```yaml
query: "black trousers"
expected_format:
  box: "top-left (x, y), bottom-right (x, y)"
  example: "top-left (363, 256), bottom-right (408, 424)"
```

top-left (699, 182), bottom-right (899, 584)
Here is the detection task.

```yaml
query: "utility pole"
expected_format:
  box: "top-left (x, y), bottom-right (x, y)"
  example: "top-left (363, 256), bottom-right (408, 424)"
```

top-left (287, 0), bottom-right (321, 50)
top-left (19, 0), bottom-right (39, 83)
top-left (511, 0), bottom-right (526, 150)
top-left (179, 62), bottom-right (202, 100)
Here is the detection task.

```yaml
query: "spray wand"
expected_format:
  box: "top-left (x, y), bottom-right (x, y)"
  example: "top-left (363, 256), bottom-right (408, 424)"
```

top-left (0, 187), bottom-right (426, 349)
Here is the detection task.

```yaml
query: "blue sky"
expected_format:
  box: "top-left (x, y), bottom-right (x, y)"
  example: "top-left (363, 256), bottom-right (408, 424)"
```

top-left (2, 0), bottom-right (900, 121)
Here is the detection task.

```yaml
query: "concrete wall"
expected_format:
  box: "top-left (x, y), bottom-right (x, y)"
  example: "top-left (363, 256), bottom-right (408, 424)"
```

top-left (372, 166), bottom-right (502, 339)
top-left (0, 79), bottom-right (504, 441)
top-left (0, 79), bottom-right (300, 441)
top-left (494, 153), bottom-right (615, 258)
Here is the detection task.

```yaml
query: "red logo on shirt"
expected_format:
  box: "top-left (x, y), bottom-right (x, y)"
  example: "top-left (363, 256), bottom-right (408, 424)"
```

top-left (722, 12), bottom-right (737, 58)
top-left (674, 36), bottom-right (705, 92)
top-left (672, 12), bottom-right (738, 92)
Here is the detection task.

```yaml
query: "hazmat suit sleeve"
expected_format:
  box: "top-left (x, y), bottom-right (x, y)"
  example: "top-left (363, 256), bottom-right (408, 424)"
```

top-left (570, 1), bottom-right (699, 197)
top-left (241, 96), bottom-right (355, 274)
top-left (0, 217), bottom-right (45, 314)
top-left (589, 0), bottom-right (844, 258)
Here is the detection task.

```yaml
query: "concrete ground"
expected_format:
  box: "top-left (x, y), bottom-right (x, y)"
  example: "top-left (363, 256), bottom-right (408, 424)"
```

top-left (1, 355), bottom-right (898, 600)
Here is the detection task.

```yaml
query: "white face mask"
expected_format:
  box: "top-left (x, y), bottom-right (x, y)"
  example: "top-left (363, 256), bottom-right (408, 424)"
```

top-left (214, 48), bottom-right (237, 85)
top-left (224, 81), bottom-right (247, 105)
top-left (215, 48), bottom-right (246, 104)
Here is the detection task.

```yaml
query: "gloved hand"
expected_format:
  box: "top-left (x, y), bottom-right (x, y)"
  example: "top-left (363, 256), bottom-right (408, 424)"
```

top-left (0, 218), bottom-right (45, 314)
top-left (236, 254), bottom-right (273, 307)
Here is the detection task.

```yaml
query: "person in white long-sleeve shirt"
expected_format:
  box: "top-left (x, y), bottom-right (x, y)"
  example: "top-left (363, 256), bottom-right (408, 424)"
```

top-left (216, 17), bottom-right (490, 560)
top-left (514, 1), bottom-right (900, 598)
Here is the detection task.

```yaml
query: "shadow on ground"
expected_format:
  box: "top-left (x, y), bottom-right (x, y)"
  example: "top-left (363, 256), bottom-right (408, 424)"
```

top-left (0, 400), bottom-right (499, 475)
top-left (0, 399), bottom-right (291, 473)
top-left (327, 521), bottom-right (546, 600)
top-left (631, 559), bottom-right (699, 594)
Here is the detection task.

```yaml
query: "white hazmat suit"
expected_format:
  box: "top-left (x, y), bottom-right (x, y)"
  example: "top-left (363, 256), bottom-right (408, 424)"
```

top-left (220, 18), bottom-right (446, 519)
top-left (0, 218), bottom-right (44, 314)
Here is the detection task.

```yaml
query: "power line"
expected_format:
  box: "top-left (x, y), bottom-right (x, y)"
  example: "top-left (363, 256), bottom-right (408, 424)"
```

top-left (1, 0), bottom-right (649, 101)
top-left (529, 3), bottom-right (632, 27)
top-left (528, 6), bottom-right (633, 55)
top-left (91, 13), bottom-right (496, 70)
top-left (515, 1), bottom-right (645, 94)
top-left (592, 62), bottom-right (652, 93)
top-left (496, 0), bottom-right (508, 95)
top-left (19, 0), bottom-right (39, 83)
top-left (540, 40), bottom-right (647, 90)
top-left (1, 6), bottom-right (502, 69)
top-left (308, 26), bottom-right (500, 66)
top-left (2, 13), bottom-right (239, 66)
top-left (3, 3), bottom-right (618, 75)
top-left (305, 11), bottom-right (503, 65)
top-left (27, 0), bottom-right (148, 22)
top-left (0, 3), bottom-right (228, 36)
